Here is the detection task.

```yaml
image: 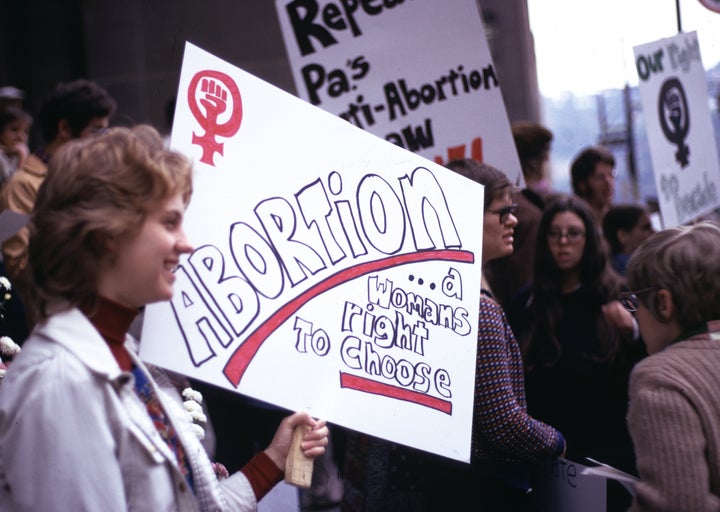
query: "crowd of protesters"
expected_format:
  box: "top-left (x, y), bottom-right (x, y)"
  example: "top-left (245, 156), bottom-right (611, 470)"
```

top-left (0, 80), bottom-right (718, 512)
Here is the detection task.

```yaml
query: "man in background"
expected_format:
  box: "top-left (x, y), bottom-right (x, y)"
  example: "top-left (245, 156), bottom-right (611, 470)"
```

top-left (570, 145), bottom-right (616, 226)
top-left (0, 79), bottom-right (116, 293)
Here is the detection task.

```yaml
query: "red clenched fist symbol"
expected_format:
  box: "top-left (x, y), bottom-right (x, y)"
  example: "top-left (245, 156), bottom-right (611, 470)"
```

top-left (188, 70), bottom-right (242, 166)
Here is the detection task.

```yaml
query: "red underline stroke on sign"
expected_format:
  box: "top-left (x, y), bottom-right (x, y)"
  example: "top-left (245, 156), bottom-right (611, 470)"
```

top-left (222, 249), bottom-right (475, 386)
top-left (339, 372), bottom-right (453, 414)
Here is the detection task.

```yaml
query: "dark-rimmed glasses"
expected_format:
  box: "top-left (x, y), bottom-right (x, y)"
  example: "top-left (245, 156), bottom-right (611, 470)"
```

top-left (547, 228), bottom-right (586, 244)
top-left (489, 203), bottom-right (518, 224)
top-left (619, 287), bottom-right (656, 313)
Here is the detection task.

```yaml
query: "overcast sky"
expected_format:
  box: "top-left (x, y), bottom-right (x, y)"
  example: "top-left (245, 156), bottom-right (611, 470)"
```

top-left (527, 0), bottom-right (720, 97)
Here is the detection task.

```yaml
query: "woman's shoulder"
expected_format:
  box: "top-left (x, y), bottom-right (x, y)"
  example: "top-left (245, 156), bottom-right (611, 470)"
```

top-left (634, 339), bottom-right (720, 375)
top-left (479, 292), bottom-right (504, 317)
top-left (0, 336), bottom-right (98, 421)
top-left (5, 333), bottom-right (94, 384)
top-left (481, 286), bottom-right (518, 311)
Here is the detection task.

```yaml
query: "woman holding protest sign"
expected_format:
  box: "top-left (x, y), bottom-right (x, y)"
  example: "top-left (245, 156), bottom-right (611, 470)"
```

top-left (0, 125), bottom-right (328, 511)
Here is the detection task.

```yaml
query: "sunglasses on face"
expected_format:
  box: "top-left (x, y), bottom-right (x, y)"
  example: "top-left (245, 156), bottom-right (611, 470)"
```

top-left (489, 203), bottom-right (518, 224)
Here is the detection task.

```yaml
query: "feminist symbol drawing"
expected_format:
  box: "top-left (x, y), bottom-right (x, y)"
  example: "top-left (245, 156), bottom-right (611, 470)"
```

top-left (188, 70), bottom-right (242, 166)
top-left (658, 77), bottom-right (690, 168)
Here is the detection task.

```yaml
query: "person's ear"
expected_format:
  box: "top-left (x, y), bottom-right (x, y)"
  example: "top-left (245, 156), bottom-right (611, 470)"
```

top-left (576, 181), bottom-right (588, 198)
top-left (89, 232), bottom-right (116, 260)
top-left (57, 119), bottom-right (73, 143)
top-left (617, 229), bottom-right (630, 250)
top-left (656, 289), bottom-right (676, 322)
top-left (104, 234), bottom-right (118, 254)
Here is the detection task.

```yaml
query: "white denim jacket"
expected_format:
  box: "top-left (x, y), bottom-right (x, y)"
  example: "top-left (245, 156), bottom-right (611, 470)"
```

top-left (0, 307), bottom-right (256, 512)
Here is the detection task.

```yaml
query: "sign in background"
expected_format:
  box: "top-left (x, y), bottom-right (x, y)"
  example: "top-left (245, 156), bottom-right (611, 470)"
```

top-left (633, 31), bottom-right (720, 227)
top-left (274, 0), bottom-right (524, 186)
top-left (140, 42), bottom-right (486, 462)
top-left (530, 458), bottom-right (609, 512)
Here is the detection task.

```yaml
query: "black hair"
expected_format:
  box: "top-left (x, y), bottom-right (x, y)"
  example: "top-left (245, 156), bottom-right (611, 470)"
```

top-left (570, 146), bottom-right (615, 197)
top-left (520, 195), bottom-right (623, 369)
top-left (36, 79), bottom-right (116, 142)
top-left (602, 204), bottom-right (647, 254)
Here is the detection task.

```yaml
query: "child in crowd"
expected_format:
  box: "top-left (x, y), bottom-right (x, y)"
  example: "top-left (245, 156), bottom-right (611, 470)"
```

top-left (0, 106), bottom-right (32, 189)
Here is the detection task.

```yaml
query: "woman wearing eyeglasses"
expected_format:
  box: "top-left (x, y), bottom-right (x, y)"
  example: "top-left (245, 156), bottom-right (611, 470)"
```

top-left (417, 159), bottom-right (567, 512)
top-left (508, 194), bottom-right (644, 509)
top-left (623, 221), bottom-right (720, 511)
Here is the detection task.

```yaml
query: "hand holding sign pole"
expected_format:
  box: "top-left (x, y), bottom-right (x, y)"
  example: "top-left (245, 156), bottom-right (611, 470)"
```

top-left (285, 424), bottom-right (314, 488)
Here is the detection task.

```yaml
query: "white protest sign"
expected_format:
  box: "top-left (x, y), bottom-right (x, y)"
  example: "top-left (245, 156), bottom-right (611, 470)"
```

top-left (633, 31), bottom-right (720, 227)
top-left (274, 0), bottom-right (523, 186)
top-left (140, 42), bottom-right (485, 462)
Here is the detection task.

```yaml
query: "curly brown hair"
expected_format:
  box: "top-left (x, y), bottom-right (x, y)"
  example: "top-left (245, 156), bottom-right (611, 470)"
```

top-left (25, 125), bottom-right (192, 321)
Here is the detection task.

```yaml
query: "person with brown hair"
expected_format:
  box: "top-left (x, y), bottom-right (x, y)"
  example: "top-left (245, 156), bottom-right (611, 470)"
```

top-left (570, 145), bottom-right (617, 225)
top-left (424, 159), bottom-right (565, 512)
top-left (602, 204), bottom-right (655, 276)
top-left (0, 125), bottom-right (328, 511)
top-left (510, 120), bottom-right (554, 207)
top-left (623, 221), bottom-right (720, 511)
top-left (484, 120), bottom-right (553, 309)
top-left (340, 159), bottom-right (565, 512)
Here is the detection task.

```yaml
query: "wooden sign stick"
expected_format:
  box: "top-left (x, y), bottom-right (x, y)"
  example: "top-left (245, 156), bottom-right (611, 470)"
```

top-left (284, 424), bottom-right (314, 488)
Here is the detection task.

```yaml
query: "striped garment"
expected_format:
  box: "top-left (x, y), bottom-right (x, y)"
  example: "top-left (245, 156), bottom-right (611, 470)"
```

top-left (471, 292), bottom-right (564, 463)
top-left (132, 365), bottom-right (195, 492)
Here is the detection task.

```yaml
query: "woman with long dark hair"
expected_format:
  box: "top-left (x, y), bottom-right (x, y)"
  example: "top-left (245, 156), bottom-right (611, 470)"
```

top-left (508, 195), bottom-right (643, 490)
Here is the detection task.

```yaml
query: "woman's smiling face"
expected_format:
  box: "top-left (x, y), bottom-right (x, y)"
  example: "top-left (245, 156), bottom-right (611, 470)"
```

top-left (97, 193), bottom-right (193, 308)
